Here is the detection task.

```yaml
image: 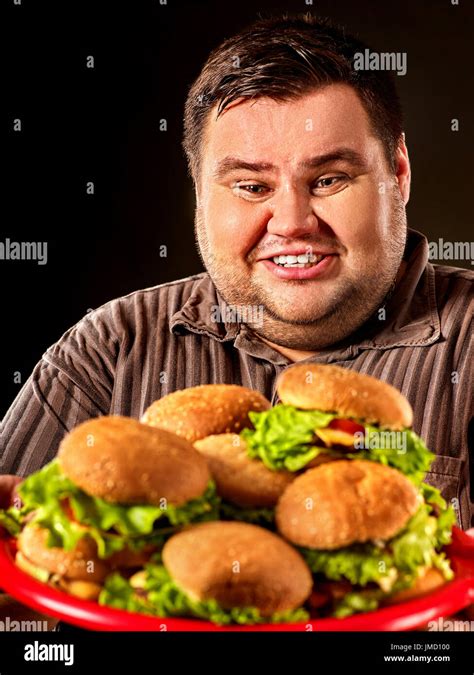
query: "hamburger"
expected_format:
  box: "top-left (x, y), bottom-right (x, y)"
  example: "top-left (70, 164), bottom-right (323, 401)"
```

top-left (0, 416), bottom-right (220, 594)
top-left (275, 460), bottom-right (455, 617)
top-left (141, 384), bottom-right (270, 443)
top-left (194, 433), bottom-right (294, 526)
top-left (15, 524), bottom-right (114, 600)
top-left (241, 364), bottom-right (434, 484)
top-left (100, 521), bottom-right (312, 625)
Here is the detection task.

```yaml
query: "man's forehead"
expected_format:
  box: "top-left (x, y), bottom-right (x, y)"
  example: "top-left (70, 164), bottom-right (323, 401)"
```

top-left (202, 84), bottom-right (376, 167)
top-left (210, 149), bottom-right (369, 182)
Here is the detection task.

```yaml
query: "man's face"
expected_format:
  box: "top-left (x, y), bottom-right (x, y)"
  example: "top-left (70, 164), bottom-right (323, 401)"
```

top-left (195, 84), bottom-right (409, 350)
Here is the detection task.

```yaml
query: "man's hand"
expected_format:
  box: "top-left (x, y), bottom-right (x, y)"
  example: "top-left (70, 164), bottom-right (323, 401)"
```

top-left (0, 474), bottom-right (23, 510)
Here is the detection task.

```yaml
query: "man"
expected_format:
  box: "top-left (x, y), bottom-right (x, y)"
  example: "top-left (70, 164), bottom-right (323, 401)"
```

top-left (1, 15), bottom-right (472, 529)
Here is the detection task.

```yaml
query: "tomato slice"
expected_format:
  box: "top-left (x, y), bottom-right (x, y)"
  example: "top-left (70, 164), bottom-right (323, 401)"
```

top-left (60, 498), bottom-right (80, 523)
top-left (327, 418), bottom-right (365, 435)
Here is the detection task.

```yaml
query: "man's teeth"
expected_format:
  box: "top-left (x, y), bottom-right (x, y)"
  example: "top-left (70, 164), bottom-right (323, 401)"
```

top-left (272, 253), bottom-right (325, 267)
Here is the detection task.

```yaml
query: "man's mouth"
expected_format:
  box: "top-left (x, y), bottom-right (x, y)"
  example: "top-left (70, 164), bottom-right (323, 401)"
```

top-left (271, 253), bottom-right (326, 268)
top-left (259, 253), bottom-right (337, 281)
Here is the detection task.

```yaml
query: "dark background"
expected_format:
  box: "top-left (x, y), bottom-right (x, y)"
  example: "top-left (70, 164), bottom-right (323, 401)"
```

top-left (2, 0), bottom-right (473, 416)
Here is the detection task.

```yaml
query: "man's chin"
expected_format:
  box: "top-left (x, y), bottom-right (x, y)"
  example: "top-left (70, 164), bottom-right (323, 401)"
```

top-left (245, 285), bottom-right (387, 349)
top-left (256, 305), bottom-right (331, 326)
top-left (249, 285), bottom-right (340, 325)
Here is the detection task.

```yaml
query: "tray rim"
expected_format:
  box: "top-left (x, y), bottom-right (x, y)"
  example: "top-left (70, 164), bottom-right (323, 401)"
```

top-left (1, 527), bottom-right (473, 632)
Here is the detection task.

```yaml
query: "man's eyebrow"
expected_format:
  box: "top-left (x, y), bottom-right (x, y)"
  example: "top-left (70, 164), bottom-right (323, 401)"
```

top-left (212, 158), bottom-right (275, 180)
top-left (300, 148), bottom-right (367, 171)
top-left (212, 148), bottom-right (367, 180)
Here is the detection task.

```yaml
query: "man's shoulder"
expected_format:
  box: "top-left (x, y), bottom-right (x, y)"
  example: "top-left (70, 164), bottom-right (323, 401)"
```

top-left (430, 264), bottom-right (473, 348)
top-left (103, 272), bottom-right (208, 305)
top-left (432, 262), bottom-right (474, 285)
top-left (431, 262), bottom-right (473, 307)
top-left (87, 272), bottom-right (210, 322)
top-left (44, 273), bottom-right (211, 360)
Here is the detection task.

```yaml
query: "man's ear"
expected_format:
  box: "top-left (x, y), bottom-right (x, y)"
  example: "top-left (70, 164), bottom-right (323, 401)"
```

top-left (395, 133), bottom-right (411, 205)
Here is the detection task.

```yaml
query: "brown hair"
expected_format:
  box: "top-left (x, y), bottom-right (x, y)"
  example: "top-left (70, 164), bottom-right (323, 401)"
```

top-left (182, 13), bottom-right (404, 184)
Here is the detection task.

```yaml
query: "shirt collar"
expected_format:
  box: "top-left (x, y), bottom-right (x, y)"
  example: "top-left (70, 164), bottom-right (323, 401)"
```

top-left (170, 275), bottom-right (240, 342)
top-left (170, 228), bottom-right (441, 365)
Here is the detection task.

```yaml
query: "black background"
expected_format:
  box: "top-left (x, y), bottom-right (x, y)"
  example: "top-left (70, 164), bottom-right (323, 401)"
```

top-left (2, 0), bottom-right (473, 416)
top-left (0, 630), bottom-right (472, 673)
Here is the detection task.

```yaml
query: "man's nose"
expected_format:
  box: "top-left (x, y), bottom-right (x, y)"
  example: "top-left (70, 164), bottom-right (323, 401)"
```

top-left (265, 187), bottom-right (319, 238)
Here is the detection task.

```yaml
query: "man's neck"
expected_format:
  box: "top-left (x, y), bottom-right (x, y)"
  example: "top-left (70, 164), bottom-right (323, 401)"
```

top-left (254, 260), bottom-right (408, 363)
top-left (256, 336), bottom-right (318, 363)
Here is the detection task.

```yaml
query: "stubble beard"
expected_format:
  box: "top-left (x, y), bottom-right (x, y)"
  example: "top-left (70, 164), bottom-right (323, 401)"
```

top-left (195, 191), bottom-right (407, 350)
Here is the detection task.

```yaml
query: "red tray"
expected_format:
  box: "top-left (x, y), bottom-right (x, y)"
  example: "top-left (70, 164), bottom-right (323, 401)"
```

top-left (1, 527), bottom-right (473, 631)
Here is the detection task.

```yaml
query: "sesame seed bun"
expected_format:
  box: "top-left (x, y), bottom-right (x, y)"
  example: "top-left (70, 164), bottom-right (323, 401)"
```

top-left (162, 521), bottom-right (312, 615)
top-left (194, 433), bottom-right (295, 508)
top-left (277, 364), bottom-right (413, 430)
top-left (57, 416), bottom-right (211, 506)
top-left (276, 460), bottom-right (420, 550)
top-left (141, 385), bottom-right (270, 443)
top-left (17, 524), bottom-right (110, 582)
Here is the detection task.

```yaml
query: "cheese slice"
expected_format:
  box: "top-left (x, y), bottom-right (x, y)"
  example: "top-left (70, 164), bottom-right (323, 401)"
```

top-left (315, 428), bottom-right (356, 447)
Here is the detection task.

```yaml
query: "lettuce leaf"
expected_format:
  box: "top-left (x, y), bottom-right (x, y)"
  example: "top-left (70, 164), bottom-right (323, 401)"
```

top-left (333, 589), bottom-right (384, 618)
top-left (344, 425), bottom-right (435, 485)
top-left (303, 544), bottom-right (394, 588)
top-left (242, 405), bottom-right (337, 471)
top-left (7, 460), bottom-right (219, 557)
top-left (32, 508), bottom-right (168, 559)
top-left (421, 482), bottom-right (448, 509)
top-left (66, 480), bottom-right (220, 535)
top-left (241, 405), bottom-right (435, 481)
top-left (99, 564), bottom-right (309, 625)
top-left (420, 482), bottom-right (458, 546)
top-left (0, 507), bottom-right (23, 536)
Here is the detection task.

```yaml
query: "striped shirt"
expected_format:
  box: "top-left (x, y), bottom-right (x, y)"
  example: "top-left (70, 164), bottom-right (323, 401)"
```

top-left (1, 229), bottom-right (473, 528)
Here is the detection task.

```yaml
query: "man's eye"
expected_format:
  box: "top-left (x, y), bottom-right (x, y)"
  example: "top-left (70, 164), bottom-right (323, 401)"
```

top-left (314, 176), bottom-right (345, 190)
top-left (235, 184), bottom-right (268, 195)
